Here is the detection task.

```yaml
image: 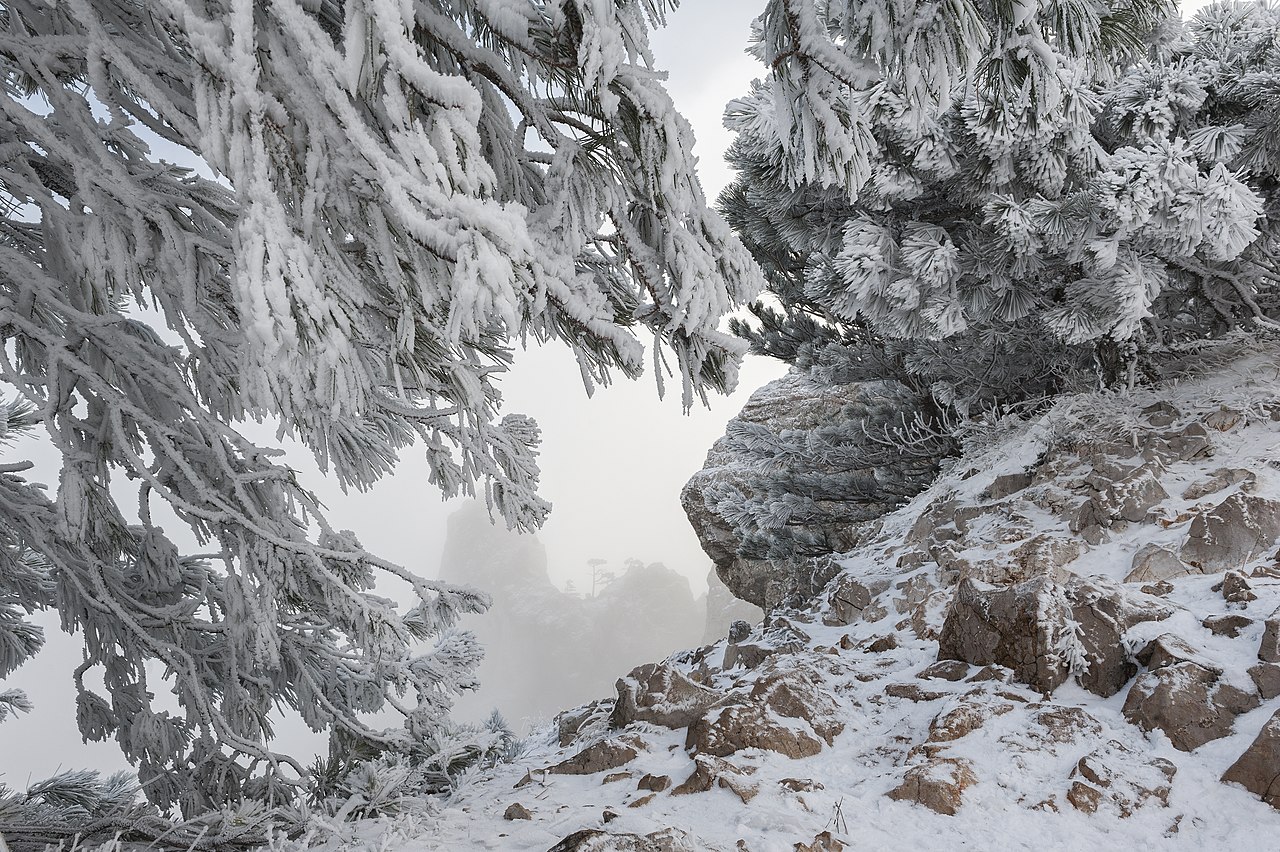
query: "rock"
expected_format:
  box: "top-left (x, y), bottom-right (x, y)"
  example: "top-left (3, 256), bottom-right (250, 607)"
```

top-left (723, 620), bottom-right (809, 670)
top-left (794, 832), bottom-right (845, 852)
top-left (1136, 634), bottom-right (1213, 673)
top-left (557, 700), bottom-right (609, 747)
top-left (682, 373), bottom-right (933, 609)
top-left (603, 772), bottom-right (633, 784)
top-left (984, 472), bottom-right (1033, 500)
top-left (886, 683), bottom-right (949, 702)
top-left (862, 634), bottom-right (899, 653)
top-left (918, 660), bottom-right (970, 681)
top-left (686, 668), bottom-right (843, 758)
top-left (1249, 663), bottom-right (1280, 700)
top-left (1122, 661), bottom-right (1259, 751)
top-left (823, 574), bottom-right (891, 627)
top-left (549, 737), bottom-right (642, 775)
top-left (611, 663), bottom-right (722, 730)
top-left (727, 620), bottom-right (753, 644)
top-left (628, 794), bottom-right (655, 809)
top-left (1067, 745), bottom-right (1176, 816)
top-left (779, 778), bottom-right (825, 792)
top-left (1141, 580), bottom-right (1175, 597)
top-left (1125, 544), bottom-right (1192, 583)
top-left (1032, 705), bottom-right (1103, 743)
top-left (1260, 612), bottom-right (1280, 663)
top-left (886, 758), bottom-right (978, 816)
top-left (1143, 401), bottom-right (1181, 427)
top-left (1166, 421), bottom-right (1213, 461)
top-left (936, 576), bottom-right (1072, 695)
top-left (504, 802), bottom-right (533, 820)
top-left (1203, 614), bottom-right (1254, 638)
top-left (671, 754), bottom-right (756, 802)
top-left (1097, 466), bottom-right (1169, 523)
top-left (603, 809), bottom-right (619, 823)
top-left (1220, 570), bottom-right (1257, 605)
top-left (927, 696), bottom-right (1015, 744)
top-left (547, 828), bottom-right (695, 852)
top-left (1181, 494), bottom-right (1280, 573)
top-left (1182, 468), bottom-right (1256, 501)
top-left (1067, 575), bottom-right (1174, 697)
top-left (1222, 708), bottom-right (1280, 808)
top-left (638, 774), bottom-right (670, 793)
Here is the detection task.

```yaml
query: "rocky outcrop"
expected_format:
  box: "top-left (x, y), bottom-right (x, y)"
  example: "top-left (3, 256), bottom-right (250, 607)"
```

top-left (685, 667), bottom-right (842, 759)
top-left (549, 737), bottom-right (643, 775)
top-left (611, 663), bottom-right (721, 730)
top-left (681, 371), bottom-right (938, 610)
top-left (1222, 708), bottom-right (1280, 808)
top-left (547, 828), bottom-right (695, 852)
top-left (1181, 494), bottom-right (1280, 572)
top-left (1122, 661), bottom-right (1259, 751)
top-left (887, 758), bottom-right (978, 815)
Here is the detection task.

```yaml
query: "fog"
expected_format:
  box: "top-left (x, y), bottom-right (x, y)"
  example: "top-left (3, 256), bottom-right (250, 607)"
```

top-left (0, 1), bottom-right (782, 786)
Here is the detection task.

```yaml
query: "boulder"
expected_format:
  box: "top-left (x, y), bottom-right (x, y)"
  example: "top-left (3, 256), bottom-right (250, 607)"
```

top-left (1096, 466), bottom-right (1169, 523)
top-left (548, 828), bottom-right (695, 852)
top-left (1067, 745), bottom-right (1176, 816)
top-left (1181, 494), bottom-right (1280, 573)
top-left (1249, 663), bottom-right (1280, 700)
top-left (549, 737), bottom-right (642, 775)
top-left (681, 372), bottom-right (935, 610)
top-left (671, 754), bottom-right (756, 802)
top-left (823, 573), bottom-right (891, 627)
top-left (1125, 544), bottom-right (1192, 584)
top-left (918, 660), bottom-right (971, 682)
top-left (1122, 661), bottom-right (1259, 751)
top-left (1222, 708), bottom-right (1280, 808)
top-left (936, 576), bottom-right (1071, 695)
top-left (1260, 611), bottom-right (1280, 663)
top-left (686, 668), bottom-right (842, 759)
top-left (611, 664), bottom-right (721, 730)
top-left (886, 758), bottom-right (978, 815)
top-left (1203, 614), bottom-right (1254, 638)
top-left (503, 802), bottom-right (532, 820)
top-left (1183, 468), bottom-right (1256, 501)
top-left (1220, 570), bottom-right (1257, 605)
top-left (1067, 576), bottom-right (1174, 697)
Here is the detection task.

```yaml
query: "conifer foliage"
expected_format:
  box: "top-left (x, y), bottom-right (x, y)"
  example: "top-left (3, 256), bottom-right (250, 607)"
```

top-left (0, 0), bottom-right (759, 812)
top-left (724, 0), bottom-right (1280, 410)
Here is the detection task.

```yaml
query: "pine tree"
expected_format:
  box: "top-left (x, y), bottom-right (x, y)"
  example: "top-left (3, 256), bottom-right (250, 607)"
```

top-left (722, 0), bottom-right (1279, 411)
top-left (0, 0), bottom-right (760, 813)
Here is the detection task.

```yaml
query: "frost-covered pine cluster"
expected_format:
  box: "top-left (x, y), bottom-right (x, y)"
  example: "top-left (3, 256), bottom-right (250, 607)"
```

top-left (0, 0), bottom-right (759, 816)
top-left (725, 0), bottom-right (1280, 411)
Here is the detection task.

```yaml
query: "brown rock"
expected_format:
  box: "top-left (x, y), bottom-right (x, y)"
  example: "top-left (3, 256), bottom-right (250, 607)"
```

top-left (886, 683), bottom-right (948, 702)
top-left (549, 737), bottom-right (642, 775)
top-left (823, 574), bottom-right (890, 627)
top-left (793, 832), bottom-right (845, 852)
top-left (1260, 612), bottom-right (1280, 663)
top-left (1122, 662), bottom-right (1259, 751)
top-left (603, 772), bottom-right (633, 784)
top-left (1249, 663), bottom-right (1280, 700)
top-left (547, 828), bottom-right (695, 852)
top-left (1181, 494), bottom-right (1280, 573)
top-left (638, 773), bottom-right (670, 793)
top-left (936, 575), bottom-right (1071, 695)
top-left (611, 663), bottom-right (722, 730)
top-left (918, 660), bottom-right (970, 681)
top-left (1067, 576), bottom-right (1174, 697)
top-left (1067, 781), bottom-right (1104, 814)
top-left (1182, 468), bottom-right (1256, 501)
top-left (1097, 466), bottom-right (1169, 523)
top-left (1204, 613), bottom-right (1255, 637)
top-left (927, 697), bottom-right (1014, 744)
top-left (984, 472), bottom-right (1034, 500)
top-left (1222, 708), bottom-right (1280, 808)
top-left (1220, 570), bottom-right (1257, 605)
top-left (628, 794), bottom-right (656, 809)
top-left (1125, 544), bottom-right (1191, 584)
top-left (503, 802), bottom-right (533, 820)
top-left (779, 778), bottom-right (824, 792)
top-left (886, 758), bottom-right (978, 815)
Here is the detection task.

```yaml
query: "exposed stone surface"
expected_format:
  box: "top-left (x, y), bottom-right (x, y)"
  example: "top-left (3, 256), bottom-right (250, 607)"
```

top-left (927, 696), bottom-right (1015, 744)
top-left (1067, 745), bottom-right (1176, 816)
top-left (1122, 662), bottom-right (1259, 751)
top-left (1222, 708), bottom-right (1280, 808)
top-left (1096, 466), bottom-right (1169, 523)
top-left (1220, 570), bottom-right (1258, 605)
top-left (686, 668), bottom-right (843, 758)
top-left (823, 574), bottom-right (891, 627)
top-left (1260, 612), bottom-right (1280, 663)
top-left (1125, 544), bottom-right (1192, 583)
top-left (1183, 468), bottom-right (1256, 501)
top-left (611, 663), bottom-right (721, 730)
top-left (886, 758), bottom-right (978, 815)
top-left (681, 373), bottom-right (930, 609)
top-left (917, 660), bottom-right (971, 682)
top-left (1203, 613), bottom-right (1254, 638)
top-left (547, 828), bottom-right (695, 852)
top-left (549, 737), bottom-right (642, 775)
top-left (794, 831), bottom-right (846, 852)
top-left (638, 774), bottom-right (670, 793)
top-left (1067, 576), bottom-right (1174, 697)
top-left (936, 576), bottom-right (1071, 695)
top-left (1181, 494), bottom-right (1280, 572)
top-left (503, 802), bottom-right (532, 820)
top-left (1249, 663), bottom-right (1280, 700)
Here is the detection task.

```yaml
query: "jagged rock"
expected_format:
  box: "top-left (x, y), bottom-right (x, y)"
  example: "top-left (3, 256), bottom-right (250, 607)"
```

top-left (638, 774), bottom-right (670, 793)
top-left (503, 802), bottom-right (533, 820)
top-left (723, 620), bottom-right (809, 670)
top-left (1183, 468), bottom-right (1256, 501)
top-left (886, 683), bottom-right (948, 702)
top-left (1096, 466), bottom-right (1169, 523)
top-left (936, 576), bottom-right (1071, 695)
top-left (1125, 544), bottom-right (1192, 583)
top-left (728, 620), bottom-right (753, 643)
top-left (628, 794), bottom-right (655, 809)
top-left (886, 758), bottom-right (978, 815)
top-left (1141, 580), bottom-right (1175, 597)
top-left (671, 754), bottom-right (756, 802)
top-left (1143, 401), bottom-right (1181, 427)
top-left (794, 831), bottom-right (846, 852)
top-left (611, 663), bottom-right (721, 730)
top-left (823, 574), bottom-right (891, 627)
top-left (1222, 708), bottom-right (1280, 808)
top-left (1032, 705), bottom-right (1103, 743)
top-left (1166, 421), bottom-right (1213, 462)
top-left (1203, 614), bottom-right (1254, 638)
top-left (1067, 745), bottom-right (1176, 816)
top-left (603, 772), bottom-right (633, 784)
top-left (1260, 611), bottom-right (1280, 662)
top-left (1123, 661), bottom-right (1259, 751)
top-left (1249, 663), bottom-right (1280, 700)
top-left (686, 668), bottom-right (842, 758)
top-left (1220, 570), bottom-right (1258, 604)
top-left (918, 660), bottom-right (970, 681)
top-left (927, 696), bottom-right (1015, 744)
top-left (1067, 576), bottom-right (1174, 697)
top-left (549, 737), bottom-right (642, 775)
top-left (984, 472), bottom-right (1033, 500)
top-left (1136, 634), bottom-right (1213, 672)
top-left (779, 778), bottom-right (825, 792)
top-left (1181, 494), bottom-right (1280, 573)
top-left (556, 700), bottom-right (610, 747)
top-left (548, 828), bottom-right (695, 852)
top-left (681, 373), bottom-right (931, 609)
